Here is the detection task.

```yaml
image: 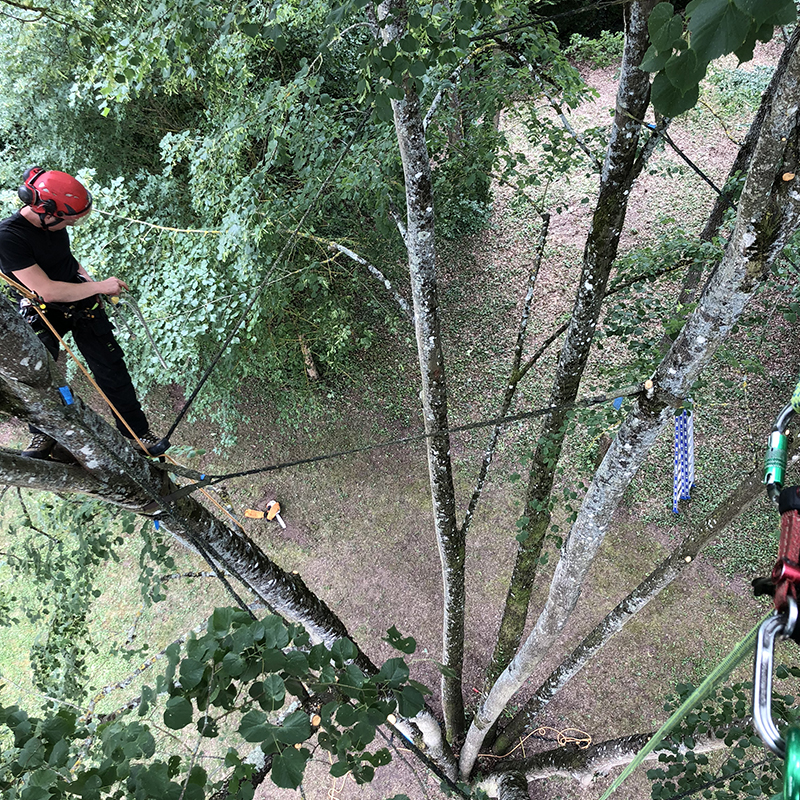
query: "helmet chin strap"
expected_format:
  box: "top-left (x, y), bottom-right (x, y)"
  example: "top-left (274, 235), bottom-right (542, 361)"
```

top-left (36, 212), bottom-right (63, 230)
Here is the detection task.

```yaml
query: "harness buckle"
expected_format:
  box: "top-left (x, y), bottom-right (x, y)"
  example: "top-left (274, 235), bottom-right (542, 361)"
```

top-left (753, 597), bottom-right (798, 757)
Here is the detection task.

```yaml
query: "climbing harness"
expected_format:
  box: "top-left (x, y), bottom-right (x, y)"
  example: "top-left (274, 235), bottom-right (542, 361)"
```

top-left (0, 270), bottom-right (169, 456)
top-left (753, 379), bottom-right (800, 798)
top-left (673, 404), bottom-right (695, 513)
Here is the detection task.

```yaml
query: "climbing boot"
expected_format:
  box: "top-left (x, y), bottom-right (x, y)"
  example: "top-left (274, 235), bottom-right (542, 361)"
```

top-left (51, 443), bottom-right (78, 464)
top-left (138, 431), bottom-right (170, 457)
top-left (22, 433), bottom-right (56, 459)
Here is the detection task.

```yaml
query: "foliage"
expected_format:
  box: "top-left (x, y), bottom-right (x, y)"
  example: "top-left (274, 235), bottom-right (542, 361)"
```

top-left (704, 63), bottom-right (775, 117)
top-left (595, 226), bottom-right (724, 381)
top-left (0, 0), bottom-right (595, 432)
top-left (647, 675), bottom-right (800, 800)
top-left (642, 0), bottom-right (796, 116)
top-left (565, 30), bottom-right (625, 68)
top-left (0, 606), bottom-right (428, 797)
top-left (0, 492), bottom-right (128, 704)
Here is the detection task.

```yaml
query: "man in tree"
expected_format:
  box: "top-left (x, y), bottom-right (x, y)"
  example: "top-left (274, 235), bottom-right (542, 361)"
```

top-left (0, 167), bottom-right (169, 458)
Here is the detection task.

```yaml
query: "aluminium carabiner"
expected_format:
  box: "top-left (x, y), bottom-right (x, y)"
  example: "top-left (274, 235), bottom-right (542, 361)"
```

top-left (753, 597), bottom-right (798, 757)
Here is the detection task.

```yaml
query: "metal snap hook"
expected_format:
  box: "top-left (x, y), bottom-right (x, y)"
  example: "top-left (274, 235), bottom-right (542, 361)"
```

top-left (753, 597), bottom-right (798, 758)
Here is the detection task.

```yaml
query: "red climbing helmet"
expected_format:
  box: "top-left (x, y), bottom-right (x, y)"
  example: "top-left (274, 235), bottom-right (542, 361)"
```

top-left (17, 167), bottom-right (92, 221)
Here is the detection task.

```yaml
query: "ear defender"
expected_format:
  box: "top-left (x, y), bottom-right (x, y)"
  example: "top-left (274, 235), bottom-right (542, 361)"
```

top-left (17, 167), bottom-right (45, 206)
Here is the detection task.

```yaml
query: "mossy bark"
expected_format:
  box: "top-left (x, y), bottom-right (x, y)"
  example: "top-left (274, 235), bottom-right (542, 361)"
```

top-left (482, 0), bottom-right (658, 696)
top-left (460, 26), bottom-right (800, 783)
top-left (379, 0), bottom-right (464, 740)
top-left (493, 449), bottom-right (790, 754)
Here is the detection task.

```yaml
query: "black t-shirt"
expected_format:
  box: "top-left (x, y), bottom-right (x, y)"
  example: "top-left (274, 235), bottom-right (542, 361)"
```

top-left (0, 211), bottom-right (81, 292)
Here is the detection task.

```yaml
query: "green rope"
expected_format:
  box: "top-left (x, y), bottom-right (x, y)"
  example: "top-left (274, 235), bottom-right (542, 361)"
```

top-left (599, 613), bottom-right (770, 800)
top-left (791, 378), bottom-right (800, 414)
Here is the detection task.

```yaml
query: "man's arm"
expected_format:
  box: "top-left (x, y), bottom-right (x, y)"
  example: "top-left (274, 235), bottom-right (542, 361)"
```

top-left (12, 264), bottom-right (128, 303)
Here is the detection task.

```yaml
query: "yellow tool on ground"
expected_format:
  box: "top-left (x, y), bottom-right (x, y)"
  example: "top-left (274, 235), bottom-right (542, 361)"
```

top-left (266, 500), bottom-right (286, 529)
top-left (244, 500), bottom-right (286, 529)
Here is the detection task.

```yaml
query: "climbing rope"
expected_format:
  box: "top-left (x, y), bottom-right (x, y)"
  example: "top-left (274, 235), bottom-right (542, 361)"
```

top-left (599, 613), bottom-right (769, 800)
top-left (151, 383), bottom-right (648, 499)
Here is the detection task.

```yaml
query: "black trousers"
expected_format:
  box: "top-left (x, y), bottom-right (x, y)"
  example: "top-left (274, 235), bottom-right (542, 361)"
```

top-left (28, 304), bottom-right (149, 438)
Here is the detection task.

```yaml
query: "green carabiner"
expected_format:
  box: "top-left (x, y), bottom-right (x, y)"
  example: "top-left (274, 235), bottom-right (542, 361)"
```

top-left (785, 726), bottom-right (800, 800)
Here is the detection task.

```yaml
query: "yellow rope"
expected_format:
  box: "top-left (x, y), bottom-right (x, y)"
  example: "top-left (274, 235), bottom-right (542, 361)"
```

top-left (0, 271), bottom-right (152, 455)
top-left (479, 725), bottom-right (592, 759)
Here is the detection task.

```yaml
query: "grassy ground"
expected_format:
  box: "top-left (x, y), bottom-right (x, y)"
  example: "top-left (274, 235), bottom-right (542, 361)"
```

top-left (0, 38), bottom-right (796, 800)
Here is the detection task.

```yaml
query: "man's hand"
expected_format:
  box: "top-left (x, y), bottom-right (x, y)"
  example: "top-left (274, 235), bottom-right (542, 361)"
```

top-left (96, 277), bottom-right (129, 296)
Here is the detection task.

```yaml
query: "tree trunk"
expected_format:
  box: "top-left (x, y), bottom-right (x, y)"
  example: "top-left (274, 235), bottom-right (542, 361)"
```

top-left (493, 448), bottom-right (794, 753)
top-left (379, 0), bottom-right (464, 740)
top-left (483, 0), bottom-right (658, 693)
top-left (459, 30), bottom-right (800, 782)
top-left (0, 297), bottom-right (371, 662)
top-left (677, 27), bottom-right (800, 306)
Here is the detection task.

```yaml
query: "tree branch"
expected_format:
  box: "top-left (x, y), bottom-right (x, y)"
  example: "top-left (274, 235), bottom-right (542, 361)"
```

top-left (460, 213), bottom-right (550, 542)
top-left (493, 445), bottom-right (799, 753)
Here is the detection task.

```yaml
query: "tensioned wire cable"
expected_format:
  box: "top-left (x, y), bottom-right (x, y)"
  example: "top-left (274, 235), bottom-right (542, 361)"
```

top-left (158, 382), bottom-right (647, 495)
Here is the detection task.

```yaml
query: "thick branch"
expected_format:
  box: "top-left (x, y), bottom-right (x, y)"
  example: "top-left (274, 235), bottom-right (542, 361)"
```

top-left (381, 0), bottom-right (464, 740)
top-left (479, 729), bottom-right (730, 791)
top-left (465, 25), bottom-right (800, 784)
top-left (476, 0), bottom-right (659, 719)
top-left (494, 447), bottom-right (797, 753)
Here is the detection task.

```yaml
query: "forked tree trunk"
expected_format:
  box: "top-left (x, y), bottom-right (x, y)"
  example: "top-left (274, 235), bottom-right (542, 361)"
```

top-left (493, 450), bottom-right (792, 753)
top-left (483, 0), bottom-right (658, 691)
top-left (459, 32), bottom-right (800, 781)
top-left (379, 0), bottom-right (465, 740)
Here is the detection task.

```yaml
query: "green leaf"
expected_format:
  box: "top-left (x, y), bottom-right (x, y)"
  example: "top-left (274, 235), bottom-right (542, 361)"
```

top-left (376, 658), bottom-right (410, 687)
top-left (650, 71), bottom-right (700, 116)
top-left (274, 710), bottom-right (310, 745)
top-left (179, 658), bottom-right (205, 690)
top-left (399, 34), bottom-right (419, 52)
top-left (384, 626), bottom-right (416, 654)
top-left (262, 616), bottom-right (290, 649)
top-left (197, 716), bottom-right (219, 738)
top-left (330, 759), bottom-right (351, 778)
top-left (271, 747), bottom-right (310, 789)
top-left (396, 686), bottom-right (425, 717)
top-left (259, 674), bottom-right (286, 712)
top-left (640, 44), bottom-right (672, 72)
top-left (664, 48), bottom-right (706, 92)
top-left (331, 638), bottom-right (358, 666)
top-left (336, 704), bottom-right (358, 727)
top-left (163, 697), bottom-right (193, 730)
top-left (649, 3), bottom-right (683, 52)
top-left (221, 652), bottom-right (245, 678)
top-left (688, 0), bottom-right (750, 62)
top-left (283, 650), bottom-right (309, 677)
top-left (239, 709), bottom-right (270, 742)
top-left (208, 607), bottom-right (234, 637)
top-left (732, 0), bottom-right (796, 26)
